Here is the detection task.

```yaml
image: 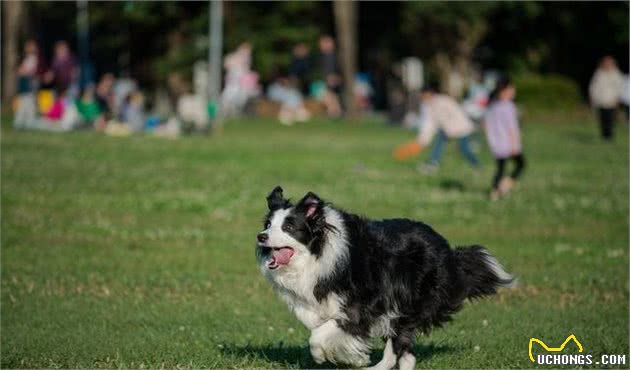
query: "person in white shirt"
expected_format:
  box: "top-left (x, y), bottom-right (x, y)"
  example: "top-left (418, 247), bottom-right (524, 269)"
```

top-left (589, 56), bottom-right (624, 141)
top-left (417, 86), bottom-right (479, 172)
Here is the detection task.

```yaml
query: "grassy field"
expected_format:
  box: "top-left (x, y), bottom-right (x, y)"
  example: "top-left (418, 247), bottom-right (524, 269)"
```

top-left (1, 114), bottom-right (628, 368)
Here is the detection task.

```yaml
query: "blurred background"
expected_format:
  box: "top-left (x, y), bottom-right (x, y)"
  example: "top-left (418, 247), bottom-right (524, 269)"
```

top-left (1, 2), bottom-right (628, 369)
top-left (2, 1), bottom-right (628, 130)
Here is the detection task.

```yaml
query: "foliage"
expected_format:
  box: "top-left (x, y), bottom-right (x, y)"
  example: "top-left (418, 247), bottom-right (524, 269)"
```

top-left (223, 2), bottom-right (326, 80)
top-left (19, 2), bottom-right (628, 95)
top-left (480, 2), bottom-right (629, 93)
top-left (399, 2), bottom-right (500, 84)
top-left (514, 73), bottom-right (582, 111)
top-left (1, 115), bottom-right (628, 368)
top-left (400, 2), bottom-right (498, 57)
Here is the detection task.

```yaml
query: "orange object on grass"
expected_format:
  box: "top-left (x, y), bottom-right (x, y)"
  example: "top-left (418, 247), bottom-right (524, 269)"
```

top-left (393, 140), bottom-right (423, 161)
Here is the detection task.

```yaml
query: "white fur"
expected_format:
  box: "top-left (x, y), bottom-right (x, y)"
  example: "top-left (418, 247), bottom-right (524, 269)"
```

top-left (260, 206), bottom-right (349, 308)
top-left (365, 338), bottom-right (396, 370)
top-left (398, 352), bottom-right (416, 370)
top-left (277, 291), bottom-right (346, 330)
top-left (370, 310), bottom-right (399, 337)
top-left (309, 319), bottom-right (371, 367)
top-left (481, 250), bottom-right (516, 287)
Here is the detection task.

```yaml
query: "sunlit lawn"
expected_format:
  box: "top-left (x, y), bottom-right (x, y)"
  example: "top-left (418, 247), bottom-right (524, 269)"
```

top-left (1, 113), bottom-right (628, 368)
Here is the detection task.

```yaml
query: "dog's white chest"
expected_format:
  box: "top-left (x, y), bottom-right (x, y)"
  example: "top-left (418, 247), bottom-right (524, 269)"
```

top-left (277, 290), bottom-right (345, 330)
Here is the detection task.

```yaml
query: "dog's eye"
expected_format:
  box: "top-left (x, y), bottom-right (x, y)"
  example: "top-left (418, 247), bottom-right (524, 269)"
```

top-left (282, 224), bottom-right (294, 232)
top-left (264, 221), bottom-right (271, 229)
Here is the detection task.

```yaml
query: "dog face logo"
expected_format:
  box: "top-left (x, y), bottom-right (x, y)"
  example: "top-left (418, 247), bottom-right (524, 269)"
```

top-left (528, 334), bottom-right (583, 363)
top-left (256, 186), bottom-right (328, 270)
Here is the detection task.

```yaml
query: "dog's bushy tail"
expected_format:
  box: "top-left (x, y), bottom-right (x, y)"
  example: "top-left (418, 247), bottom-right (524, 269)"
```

top-left (454, 245), bottom-right (516, 299)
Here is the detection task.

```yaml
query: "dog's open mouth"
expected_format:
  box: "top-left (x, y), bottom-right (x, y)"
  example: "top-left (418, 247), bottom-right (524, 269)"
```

top-left (266, 247), bottom-right (295, 270)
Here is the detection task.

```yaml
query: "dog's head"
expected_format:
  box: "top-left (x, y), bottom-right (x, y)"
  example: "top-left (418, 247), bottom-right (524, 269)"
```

top-left (256, 186), bottom-right (332, 271)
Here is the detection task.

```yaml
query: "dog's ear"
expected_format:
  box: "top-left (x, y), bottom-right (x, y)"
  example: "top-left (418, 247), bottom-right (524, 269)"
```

top-left (267, 186), bottom-right (288, 211)
top-left (296, 191), bottom-right (323, 220)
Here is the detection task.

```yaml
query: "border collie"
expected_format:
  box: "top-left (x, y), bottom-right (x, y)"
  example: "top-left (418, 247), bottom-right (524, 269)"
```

top-left (256, 186), bottom-right (514, 370)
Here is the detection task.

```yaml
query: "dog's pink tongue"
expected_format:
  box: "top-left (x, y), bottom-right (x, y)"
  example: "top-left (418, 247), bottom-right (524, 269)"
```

top-left (272, 248), bottom-right (294, 265)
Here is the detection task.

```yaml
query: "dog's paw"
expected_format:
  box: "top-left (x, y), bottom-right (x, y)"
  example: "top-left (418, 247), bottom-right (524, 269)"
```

top-left (348, 354), bottom-right (370, 368)
top-left (310, 344), bottom-right (326, 364)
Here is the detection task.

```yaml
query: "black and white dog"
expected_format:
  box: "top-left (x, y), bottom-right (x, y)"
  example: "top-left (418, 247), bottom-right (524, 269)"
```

top-left (256, 186), bottom-right (514, 370)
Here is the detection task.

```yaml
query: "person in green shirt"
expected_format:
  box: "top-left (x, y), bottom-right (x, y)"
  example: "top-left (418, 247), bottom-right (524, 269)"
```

top-left (75, 86), bottom-right (102, 125)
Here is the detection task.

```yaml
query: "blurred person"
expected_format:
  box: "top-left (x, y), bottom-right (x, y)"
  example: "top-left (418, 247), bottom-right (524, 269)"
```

top-left (113, 77), bottom-right (138, 118)
top-left (16, 39), bottom-right (47, 93)
top-left (100, 79), bottom-right (135, 137)
top-left (319, 36), bottom-right (340, 91)
top-left (288, 43), bottom-right (312, 95)
top-left (51, 41), bottom-right (79, 97)
top-left (95, 73), bottom-right (115, 128)
top-left (589, 55), bottom-right (623, 141)
top-left (310, 80), bottom-right (342, 118)
top-left (462, 69), bottom-right (490, 123)
top-left (44, 90), bottom-right (66, 121)
top-left (30, 88), bottom-right (80, 132)
top-left (75, 85), bottom-right (103, 126)
top-left (483, 77), bottom-right (525, 201)
top-left (315, 35), bottom-right (342, 118)
top-left (151, 117), bottom-right (181, 139)
top-left (178, 94), bottom-right (210, 131)
top-left (222, 42), bottom-right (260, 116)
top-left (267, 74), bottom-right (310, 126)
top-left (417, 86), bottom-right (479, 173)
top-left (119, 91), bottom-right (146, 132)
top-left (14, 39), bottom-right (48, 129)
top-left (354, 72), bottom-right (373, 112)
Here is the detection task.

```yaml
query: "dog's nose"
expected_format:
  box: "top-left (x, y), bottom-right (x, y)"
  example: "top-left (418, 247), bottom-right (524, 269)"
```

top-left (257, 233), bottom-right (268, 243)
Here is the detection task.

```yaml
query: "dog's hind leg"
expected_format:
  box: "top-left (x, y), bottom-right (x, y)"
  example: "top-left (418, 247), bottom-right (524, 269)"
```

top-left (398, 351), bottom-right (416, 370)
top-left (392, 329), bottom-right (417, 370)
top-left (364, 338), bottom-right (396, 370)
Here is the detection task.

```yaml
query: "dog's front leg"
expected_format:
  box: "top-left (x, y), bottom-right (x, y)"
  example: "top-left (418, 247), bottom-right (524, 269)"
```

top-left (291, 303), bottom-right (324, 330)
top-left (309, 320), bottom-right (370, 367)
top-left (309, 320), bottom-right (335, 364)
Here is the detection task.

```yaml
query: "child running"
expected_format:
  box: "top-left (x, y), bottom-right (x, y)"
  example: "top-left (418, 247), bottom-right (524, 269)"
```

top-left (483, 77), bottom-right (526, 200)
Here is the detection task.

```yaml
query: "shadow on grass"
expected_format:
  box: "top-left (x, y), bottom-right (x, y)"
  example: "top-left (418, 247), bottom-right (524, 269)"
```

top-left (567, 130), bottom-right (598, 144)
top-left (439, 178), bottom-right (467, 192)
top-left (220, 341), bottom-right (454, 368)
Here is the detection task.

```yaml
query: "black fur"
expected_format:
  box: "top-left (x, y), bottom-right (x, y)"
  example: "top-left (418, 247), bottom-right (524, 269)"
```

top-left (259, 187), bottom-right (514, 363)
top-left (263, 189), bottom-right (335, 258)
top-left (319, 214), bottom-right (511, 345)
top-left (266, 186), bottom-right (291, 211)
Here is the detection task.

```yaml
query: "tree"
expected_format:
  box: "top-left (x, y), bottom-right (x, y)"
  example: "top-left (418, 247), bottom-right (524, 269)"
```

top-left (2, 1), bottom-right (24, 108)
top-left (401, 2), bottom-right (497, 97)
top-left (334, 0), bottom-right (358, 119)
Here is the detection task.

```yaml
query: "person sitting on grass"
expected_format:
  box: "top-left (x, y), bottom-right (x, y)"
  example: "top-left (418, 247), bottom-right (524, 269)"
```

top-left (417, 85), bottom-right (479, 173)
top-left (483, 77), bottom-right (526, 201)
top-left (75, 86), bottom-right (103, 127)
top-left (267, 73), bottom-right (310, 126)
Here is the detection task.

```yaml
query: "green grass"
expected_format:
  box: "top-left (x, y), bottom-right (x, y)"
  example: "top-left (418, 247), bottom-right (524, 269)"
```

top-left (1, 115), bottom-right (628, 368)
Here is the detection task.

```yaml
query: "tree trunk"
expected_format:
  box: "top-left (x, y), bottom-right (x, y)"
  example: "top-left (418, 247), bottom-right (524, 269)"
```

top-left (333, 0), bottom-right (358, 120)
top-left (2, 1), bottom-right (23, 110)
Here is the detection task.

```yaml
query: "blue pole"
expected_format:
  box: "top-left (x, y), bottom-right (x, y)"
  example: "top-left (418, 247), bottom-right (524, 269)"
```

top-left (77, 0), bottom-right (93, 88)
